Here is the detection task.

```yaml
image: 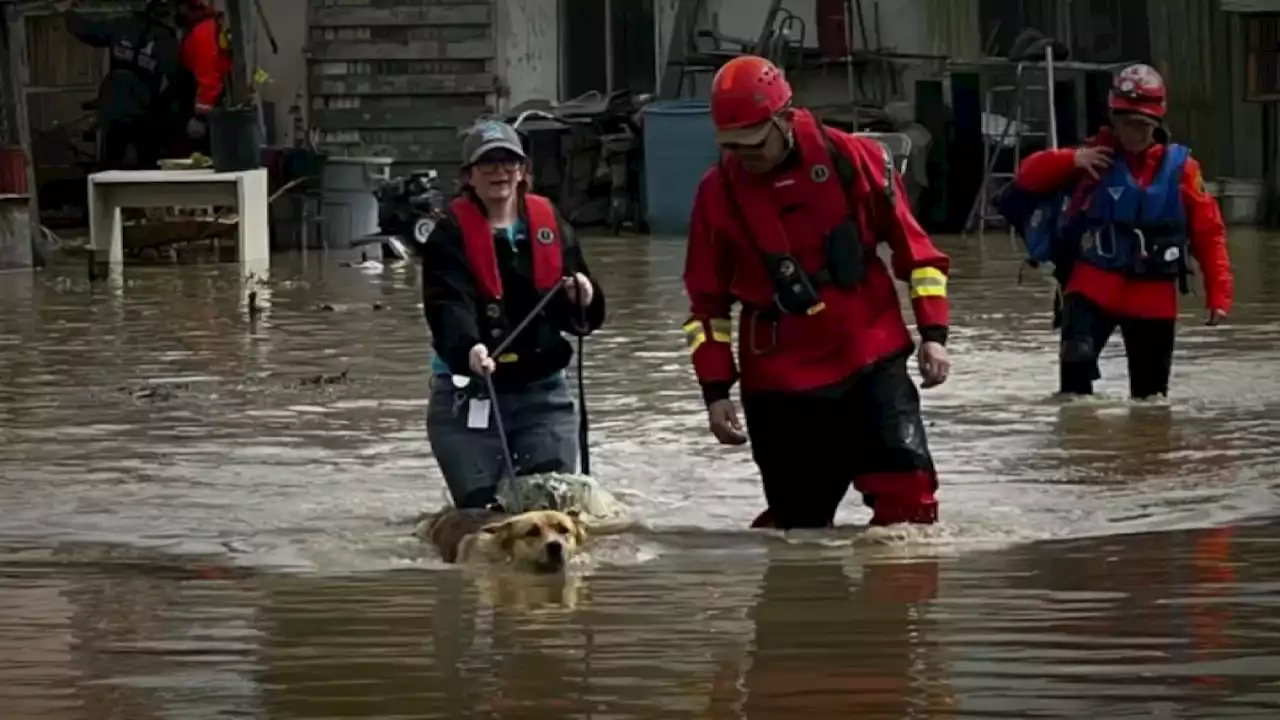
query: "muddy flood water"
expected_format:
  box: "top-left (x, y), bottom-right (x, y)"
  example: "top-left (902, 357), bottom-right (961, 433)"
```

top-left (1, 230), bottom-right (1279, 718)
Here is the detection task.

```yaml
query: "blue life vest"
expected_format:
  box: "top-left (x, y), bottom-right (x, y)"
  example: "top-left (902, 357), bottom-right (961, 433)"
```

top-left (1065, 143), bottom-right (1190, 280)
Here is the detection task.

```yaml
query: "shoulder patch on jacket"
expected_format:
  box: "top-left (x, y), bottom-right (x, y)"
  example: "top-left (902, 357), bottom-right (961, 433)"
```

top-left (1190, 164), bottom-right (1206, 194)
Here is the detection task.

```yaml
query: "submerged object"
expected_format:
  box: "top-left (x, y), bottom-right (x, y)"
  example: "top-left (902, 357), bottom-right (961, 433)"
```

top-left (495, 472), bottom-right (635, 535)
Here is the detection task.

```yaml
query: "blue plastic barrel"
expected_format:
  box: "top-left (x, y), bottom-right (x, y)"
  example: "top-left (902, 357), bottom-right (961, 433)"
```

top-left (642, 100), bottom-right (719, 236)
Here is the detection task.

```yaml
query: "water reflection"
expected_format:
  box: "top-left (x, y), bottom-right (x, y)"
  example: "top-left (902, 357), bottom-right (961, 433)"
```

top-left (2, 520), bottom-right (1276, 718)
top-left (940, 522), bottom-right (1280, 717)
top-left (1049, 402), bottom-right (1182, 480)
top-left (0, 556), bottom-right (263, 719)
top-left (707, 547), bottom-right (955, 719)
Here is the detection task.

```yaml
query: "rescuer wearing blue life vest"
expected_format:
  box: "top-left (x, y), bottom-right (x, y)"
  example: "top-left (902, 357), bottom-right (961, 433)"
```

top-left (1010, 63), bottom-right (1233, 399)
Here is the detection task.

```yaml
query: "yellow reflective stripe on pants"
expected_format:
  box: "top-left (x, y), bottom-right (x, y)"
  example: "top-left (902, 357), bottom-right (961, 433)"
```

top-left (909, 267), bottom-right (947, 299)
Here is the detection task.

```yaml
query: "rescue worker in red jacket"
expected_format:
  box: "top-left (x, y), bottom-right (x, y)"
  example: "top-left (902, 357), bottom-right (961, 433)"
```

top-left (1013, 64), bottom-right (1233, 399)
top-left (174, 0), bottom-right (232, 153)
top-left (683, 55), bottom-right (953, 530)
top-left (422, 121), bottom-right (605, 509)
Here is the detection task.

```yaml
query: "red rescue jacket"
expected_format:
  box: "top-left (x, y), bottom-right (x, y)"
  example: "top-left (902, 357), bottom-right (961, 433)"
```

top-left (683, 109), bottom-right (951, 396)
top-left (452, 193), bottom-right (563, 361)
top-left (180, 9), bottom-right (232, 116)
top-left (1015, 130), bottom-right (1233, 320)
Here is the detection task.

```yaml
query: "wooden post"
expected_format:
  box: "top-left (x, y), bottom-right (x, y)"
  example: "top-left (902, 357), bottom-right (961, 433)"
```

top-left (4, 3), bottom-right (39, 256)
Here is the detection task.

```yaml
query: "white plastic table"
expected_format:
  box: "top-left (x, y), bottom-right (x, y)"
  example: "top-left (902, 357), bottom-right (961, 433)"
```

top-left (86, 168), bottom-right (270, 280)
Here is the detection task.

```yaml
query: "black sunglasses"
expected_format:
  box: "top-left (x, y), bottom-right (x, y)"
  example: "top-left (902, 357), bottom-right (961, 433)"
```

top-left (472, 151), bottom-right (524, 169)
top-left (722, 135), bottom-right (770, 151)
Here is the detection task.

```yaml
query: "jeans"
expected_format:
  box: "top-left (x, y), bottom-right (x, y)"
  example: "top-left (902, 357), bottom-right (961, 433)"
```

top-left (427, 372), bottom-right (578, 508)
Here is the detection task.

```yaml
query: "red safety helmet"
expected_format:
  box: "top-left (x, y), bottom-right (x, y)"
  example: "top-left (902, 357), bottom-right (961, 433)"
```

top-left (709, 55), bottom-right (792, 145)
top-left (1109, 63), bottom-right (1167, 122)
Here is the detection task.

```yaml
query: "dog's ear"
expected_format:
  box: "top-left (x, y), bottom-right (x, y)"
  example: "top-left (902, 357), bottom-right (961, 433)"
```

top-left (568, 514), bottom-right (587, 546)
top-left (482, 519), bottom-right (518, 550)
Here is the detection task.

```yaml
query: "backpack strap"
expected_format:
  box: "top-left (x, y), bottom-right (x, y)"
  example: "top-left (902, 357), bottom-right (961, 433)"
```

top-left (820, 126), bottom-right (896, 220)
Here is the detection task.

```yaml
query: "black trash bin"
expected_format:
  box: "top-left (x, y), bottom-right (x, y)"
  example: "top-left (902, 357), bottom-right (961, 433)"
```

top-left (209, 105), bottom-right (263, 172)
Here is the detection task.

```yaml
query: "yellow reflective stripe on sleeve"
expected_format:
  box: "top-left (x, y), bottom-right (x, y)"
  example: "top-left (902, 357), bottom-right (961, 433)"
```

top-left (498, 352), bottom-right (519, 363)
top-left (909, 266), bottom-right (947, 299)
top-left (682, 320), bottom-right (707, 354)
top-left (709, 318), bottom-right (732, 343)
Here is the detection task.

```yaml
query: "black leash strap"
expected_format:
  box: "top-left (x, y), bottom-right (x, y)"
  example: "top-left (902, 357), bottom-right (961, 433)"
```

top-left (482, 279), bottom-right (566, 484)
top-left (483, 370), bottom-right (519, 483)
top-left (489, 277), bottom-right (569, 359)
top-left (563, 275), bottom-right (593, 476)
top-left (479, 275), bottom-right (593, 481)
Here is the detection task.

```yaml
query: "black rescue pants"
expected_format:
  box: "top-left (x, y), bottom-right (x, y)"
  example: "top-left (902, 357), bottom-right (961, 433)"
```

top-left (741, 352), bottom-right (938, 529)
top-left (1059, 293), bottom-right (1176, 399)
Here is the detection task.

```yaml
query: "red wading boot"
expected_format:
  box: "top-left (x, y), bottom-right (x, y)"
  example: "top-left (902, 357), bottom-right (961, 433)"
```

top-left (868, 494), bottom-right (938, 526)
top-left (749, 494), bottom-right (939, 529)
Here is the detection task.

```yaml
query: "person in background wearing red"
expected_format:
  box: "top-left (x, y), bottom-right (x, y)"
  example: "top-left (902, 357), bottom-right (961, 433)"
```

top-left (174, 0), bottom-right (232, 154)
top-left (682, 55), bottom-right (952, 530)
top-left (1013, 63), bottom-right (1233, 399)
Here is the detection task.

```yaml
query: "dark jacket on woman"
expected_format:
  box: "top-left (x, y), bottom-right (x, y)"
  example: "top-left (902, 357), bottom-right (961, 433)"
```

top-left (421, 193), bottom-right (606, 392)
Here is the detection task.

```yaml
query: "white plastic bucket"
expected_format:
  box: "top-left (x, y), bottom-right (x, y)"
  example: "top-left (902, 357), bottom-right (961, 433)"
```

top-left (1218, 177), bottom-right (1262, 225)
top-left (321, 157), bottom-right (393, 247)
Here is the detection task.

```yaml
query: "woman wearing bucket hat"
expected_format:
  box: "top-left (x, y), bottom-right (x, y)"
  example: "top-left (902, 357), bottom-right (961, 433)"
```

top-left (421, 120), bottom-right (606, 510)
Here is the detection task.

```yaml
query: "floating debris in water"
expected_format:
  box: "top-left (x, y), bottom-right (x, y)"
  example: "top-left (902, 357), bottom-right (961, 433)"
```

top-left (112, 382), bottom-right (191, 402)
top-left (296, 369), bottom-right (350, 388)
top-left (338, 251), bottom-right (385, 271)
top-left (315, 302), bottom-right (387, 312)
top-left (247, 290), bottom-right (264, 320)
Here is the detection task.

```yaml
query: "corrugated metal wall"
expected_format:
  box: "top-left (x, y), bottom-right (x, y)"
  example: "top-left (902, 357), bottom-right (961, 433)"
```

top-left (23, 8), bottom-right (122, 226)
top-left (1147, 0), bottom-right (1237, 178)
top-left (0, 12), bottom-right (12, 146)
top-left (922, 0), bottom-right (981, 61)
top-left (1222, 0), bottom-right (1280, 11)
top-left (307, 0), bottom-right (498, 173)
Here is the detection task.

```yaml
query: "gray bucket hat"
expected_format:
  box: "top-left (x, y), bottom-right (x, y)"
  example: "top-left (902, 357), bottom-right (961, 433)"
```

top-left (462, 120), bottom-right (527, 167)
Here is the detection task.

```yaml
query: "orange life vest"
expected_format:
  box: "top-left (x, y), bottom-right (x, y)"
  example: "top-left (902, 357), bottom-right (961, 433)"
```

top-left (450, 193), bottom-right (564, 349)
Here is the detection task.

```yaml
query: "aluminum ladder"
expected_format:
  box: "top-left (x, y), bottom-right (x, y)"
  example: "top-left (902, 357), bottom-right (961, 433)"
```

top-left (966, 46), bottom-right (1060, 235)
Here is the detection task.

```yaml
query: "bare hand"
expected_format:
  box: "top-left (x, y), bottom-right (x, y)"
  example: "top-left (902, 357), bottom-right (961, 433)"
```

top-left (563, 272), bottom-right (594, 307)
top-left (1074, 146), bottom-right (1114, 180)
top-left (186, 117), bottom-right (207, 140)
top-left (468, 343), bottom-right (495, 376)
top-left (1206, 308), bottom-right (1227, 326)
top-left (918, 341), bottom-right (950, 389)
top-left (708, 399), bottom-right (747, 445)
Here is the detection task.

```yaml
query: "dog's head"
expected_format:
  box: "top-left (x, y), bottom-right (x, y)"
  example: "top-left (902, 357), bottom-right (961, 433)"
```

top-left (481, 509), bottom-right (586, 573)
